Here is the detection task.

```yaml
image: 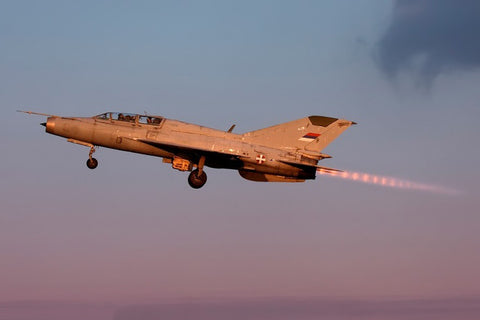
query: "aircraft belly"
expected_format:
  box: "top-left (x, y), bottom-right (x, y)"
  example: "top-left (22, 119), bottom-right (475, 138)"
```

top-left (240, 159), bottom-right (316, 180)
top-left (238, 170), bottom-right (307, 182)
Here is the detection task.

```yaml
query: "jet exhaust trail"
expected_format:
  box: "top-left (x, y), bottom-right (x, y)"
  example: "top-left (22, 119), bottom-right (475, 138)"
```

top-left (317, 169), bottom-right (460, 195)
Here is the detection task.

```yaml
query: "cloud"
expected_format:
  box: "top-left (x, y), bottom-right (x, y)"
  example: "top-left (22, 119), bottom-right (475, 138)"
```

top-left (377, 0), bottom-right (480, 86)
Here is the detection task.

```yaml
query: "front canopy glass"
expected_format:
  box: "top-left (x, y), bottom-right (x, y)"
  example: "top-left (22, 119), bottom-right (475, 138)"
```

top-left (95, 112), bottom-right (163, 125)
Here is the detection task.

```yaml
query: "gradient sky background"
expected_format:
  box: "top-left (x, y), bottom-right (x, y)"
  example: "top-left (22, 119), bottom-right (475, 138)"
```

top-left (1, 0), bottom-right (480, 319)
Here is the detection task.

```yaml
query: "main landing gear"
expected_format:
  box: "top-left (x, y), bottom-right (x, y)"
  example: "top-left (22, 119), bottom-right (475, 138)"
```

top-left (188, 156), bottom-right (207, 189)
top-left (188, 169), bottom-right (207, 189)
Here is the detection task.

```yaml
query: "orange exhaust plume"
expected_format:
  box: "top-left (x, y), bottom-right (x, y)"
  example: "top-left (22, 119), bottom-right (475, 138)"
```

top-left (317, 168), bottom-right (460, 195)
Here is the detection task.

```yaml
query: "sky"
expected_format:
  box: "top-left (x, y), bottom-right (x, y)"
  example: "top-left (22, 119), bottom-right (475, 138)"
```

top-left (1, 0), bottom-right (480, 319)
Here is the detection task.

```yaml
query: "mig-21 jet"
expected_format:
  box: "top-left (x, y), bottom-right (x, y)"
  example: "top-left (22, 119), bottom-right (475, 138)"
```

top-left (19, 111), bottom-right (356, 189)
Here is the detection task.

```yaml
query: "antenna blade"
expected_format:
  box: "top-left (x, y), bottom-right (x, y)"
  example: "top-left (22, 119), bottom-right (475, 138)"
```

top-left (227, 124), bottom-right (236, 133)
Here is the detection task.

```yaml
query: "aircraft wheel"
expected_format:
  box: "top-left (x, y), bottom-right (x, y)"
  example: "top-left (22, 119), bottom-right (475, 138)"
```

top-left (188, 169), bottom-right (207, 189)
top-left (86, 158), bottom-right (98, 169)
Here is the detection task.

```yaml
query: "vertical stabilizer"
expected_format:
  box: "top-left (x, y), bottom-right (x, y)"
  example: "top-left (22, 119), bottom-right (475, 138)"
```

top-left (243, 115), bottom-right (356, 153)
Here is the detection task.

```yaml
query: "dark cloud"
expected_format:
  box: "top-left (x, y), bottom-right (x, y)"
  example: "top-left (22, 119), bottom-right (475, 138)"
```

top-left (377, 0), bottom-right (480, 85)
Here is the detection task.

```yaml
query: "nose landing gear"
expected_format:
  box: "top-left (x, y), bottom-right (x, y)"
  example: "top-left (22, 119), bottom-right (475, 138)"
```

top-left (86, 157), bottom-right (98, 169)
top-left (66, 139), bottom-right (99, 170)
top-left (86, 145), bottom-right (98, 169)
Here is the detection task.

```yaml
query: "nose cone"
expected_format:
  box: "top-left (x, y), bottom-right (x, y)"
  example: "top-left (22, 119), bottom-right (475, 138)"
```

top-left (43, 117), bottom-right (56, 133)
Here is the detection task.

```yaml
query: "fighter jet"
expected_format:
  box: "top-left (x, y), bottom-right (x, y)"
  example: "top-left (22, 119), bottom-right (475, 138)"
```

top-left (19, 111), bottom-right (356, 189)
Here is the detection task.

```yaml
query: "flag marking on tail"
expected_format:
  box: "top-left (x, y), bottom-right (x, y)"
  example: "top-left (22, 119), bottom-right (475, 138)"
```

top-left (299, 132), bottom-right (321, 142)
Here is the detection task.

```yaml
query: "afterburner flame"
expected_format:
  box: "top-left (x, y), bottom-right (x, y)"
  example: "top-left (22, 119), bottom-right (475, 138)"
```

top-left (317, 169), bottom-right (460, 195)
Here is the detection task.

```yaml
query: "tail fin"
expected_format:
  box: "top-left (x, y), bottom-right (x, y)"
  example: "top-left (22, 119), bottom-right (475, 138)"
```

top-left (243, 115), bottom-right (356, 153)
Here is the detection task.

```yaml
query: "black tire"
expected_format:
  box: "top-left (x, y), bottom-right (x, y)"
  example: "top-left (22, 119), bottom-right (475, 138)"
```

top-left (188, 169), bottom-right (207, 189)
top-left (86, 158), bottom-right (98, 169)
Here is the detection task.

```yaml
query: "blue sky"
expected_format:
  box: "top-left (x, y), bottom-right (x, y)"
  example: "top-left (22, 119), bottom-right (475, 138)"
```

top-left (1, 1), bottom-right (480, 319)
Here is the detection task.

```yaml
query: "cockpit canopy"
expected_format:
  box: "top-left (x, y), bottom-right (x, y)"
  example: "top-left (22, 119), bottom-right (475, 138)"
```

top-left (95, 112), bottom-right (163, 125)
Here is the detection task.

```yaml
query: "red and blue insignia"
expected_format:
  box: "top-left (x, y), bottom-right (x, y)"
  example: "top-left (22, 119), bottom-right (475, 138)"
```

top-left (299, 132), bottom-right (320, 141)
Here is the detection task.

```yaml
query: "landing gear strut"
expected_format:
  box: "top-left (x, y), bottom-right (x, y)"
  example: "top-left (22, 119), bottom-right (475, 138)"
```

top-left (188, 156), bottom-right (207, 189)
top-left (86, 145), bottom-right (98, 169)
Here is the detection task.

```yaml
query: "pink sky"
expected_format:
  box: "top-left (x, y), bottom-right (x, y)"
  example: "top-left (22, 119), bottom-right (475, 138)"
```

top-left (1, 1), bottom-right (480, 319)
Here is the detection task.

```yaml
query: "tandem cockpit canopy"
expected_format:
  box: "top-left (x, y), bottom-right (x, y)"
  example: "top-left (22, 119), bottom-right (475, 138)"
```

top-left (95, 112), bottom-right (163, 125)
